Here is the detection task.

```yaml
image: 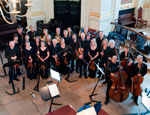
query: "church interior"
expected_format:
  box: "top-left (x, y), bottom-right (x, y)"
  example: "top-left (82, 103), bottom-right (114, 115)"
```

top-left (0, 0), bottom-right (150, 115)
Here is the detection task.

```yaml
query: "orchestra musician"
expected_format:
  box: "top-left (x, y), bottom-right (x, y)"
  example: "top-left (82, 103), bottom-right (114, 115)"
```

top-left (88, 38), bottom-right (99, 78)
top-left (37, 41), bottom-right (50, 79)
top-left (16, 25), bottom-right (25, 47)
top-left (67, 27), bottom-right (73, 39)
top-left (5, 41), bottom-right (20, 84)
top-left (105, 55), bottom-right (119, 105)
top-left (106, 39), bottom-right (117, 63)
top-left (69, 33), bottom-right (78, 73)
top-left (96, 31), bottom-right (104, 49)
top-left (77, 32), bottom-right (89, 78)
top-left (131, 55), bottom-right (147, 105)
top-left (41, 28), bottom-right (49, 41)
top-left (54, 27), bottom-right (61, 44)
top-left (28, 25), bottom-right (38, 43)
top-left (99, 38), bottom-right (108, 82)
top-left (23, 41), bottom-right (36, 80)
top-left (51, 39), bottom-right (61, 70)
top-left (63, 30), bottom-right (71, 46)
top-left (59, 38), bottom-right (69, 75)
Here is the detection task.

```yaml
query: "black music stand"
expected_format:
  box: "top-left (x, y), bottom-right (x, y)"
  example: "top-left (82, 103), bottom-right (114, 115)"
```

top-left (5, 71), bottom-right (20, 95)
top-left (89, 64), bottom-right (105, 102)
top-left (33, 74), bottom-right (40, 92)
top-left (65, 65), bottom-right (77, 83)
top-left (0, 52), bottom-right (7, 77)
top-left (39, 84), bottom-right (61, 113)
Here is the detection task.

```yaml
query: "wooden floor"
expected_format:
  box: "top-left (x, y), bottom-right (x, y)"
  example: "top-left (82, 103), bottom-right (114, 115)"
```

top-left (0, 51), bottom-right (150, 115)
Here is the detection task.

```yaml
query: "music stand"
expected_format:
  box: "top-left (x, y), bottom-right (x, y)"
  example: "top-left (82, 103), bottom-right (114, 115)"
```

top-left (39, 84), bottom-right (61, 113)
top-left (89, 63), bottom-right (105, 102)
top-left (65, 64), bottom-right (77, 83)
top-left (0, 52), bottom-right (7, 77)
top-left (141, 92), bottom-right (150, 114)
top-left (5, 71), bottom-right (19, 95)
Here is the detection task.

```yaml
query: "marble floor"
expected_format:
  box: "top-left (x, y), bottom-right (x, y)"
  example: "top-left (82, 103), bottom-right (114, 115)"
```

top-left (0, 50), bottom-right (150, 115)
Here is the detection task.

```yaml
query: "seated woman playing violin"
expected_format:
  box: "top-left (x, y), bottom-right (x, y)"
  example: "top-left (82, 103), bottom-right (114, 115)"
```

top-left (131, 55), bottom-right (147, 105)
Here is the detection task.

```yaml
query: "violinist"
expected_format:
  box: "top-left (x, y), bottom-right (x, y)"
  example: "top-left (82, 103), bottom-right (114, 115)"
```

top-left (131, 55), bottom-right (147, 105)
top-left (51, 39), bottom-right (61, 70)
top-left (69, 33), bottom-right (78, 73)
top-left (5, 41), bottom-right (20, 84)
top-left (105, 55), bottom-right (119, 105)
top-left (88, 39), bottom-right (99, 78)
top-left (54, 27), bottom-right (61, 44)
top-left (13, 34), bottom-right (23, 75)
top-left (99, 38), bottom-right (108, 82)
top-left (59, 38), bottom-right (69, 75)
top-left (23, 41), bottom-right (36, 80)
top-left (37, 41), bottom-right (50, 79)
top-left (77, 32), bottom-right (89, 78)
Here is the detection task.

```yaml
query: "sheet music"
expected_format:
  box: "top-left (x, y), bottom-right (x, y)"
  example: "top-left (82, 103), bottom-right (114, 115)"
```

top-left (142, 92), bottom-right (150, 111)
top-left (77, 107), bottom-right (97, 115)
top-left (48, 84), bottom-right (59, 97)
top-left (50, 69), bottom-right (61, 82)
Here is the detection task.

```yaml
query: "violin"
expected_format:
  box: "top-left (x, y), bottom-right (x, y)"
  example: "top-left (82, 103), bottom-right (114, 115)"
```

top-left (28, 56), bottom-right (33, 68)
top-left (89, 60), bottom-right (95, 71)
top-left (55, 56), bottom-right (60, 66)
top-left (64, 56), bottom-right (68, 65)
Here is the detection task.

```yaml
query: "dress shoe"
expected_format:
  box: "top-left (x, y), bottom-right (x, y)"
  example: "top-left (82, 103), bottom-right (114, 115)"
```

top-left (79, 75), bottom-right (82, 78)
top-left (84, 75), bottom-right (88, 79)
top-left (8, 81), bottom-right (12, 84)
top-left (104, 100), bottom-right (109, 105)
top-left (76, 70), bottom-right (79, 73)
top-left (14, 78), bottom-right (20, 81)
top-left (102, 80), bottom-right (107, 84)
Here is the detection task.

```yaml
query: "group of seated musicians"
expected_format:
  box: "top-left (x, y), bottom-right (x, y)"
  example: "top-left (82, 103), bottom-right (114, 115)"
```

top-left (4, 25), bottom-right (147, 106)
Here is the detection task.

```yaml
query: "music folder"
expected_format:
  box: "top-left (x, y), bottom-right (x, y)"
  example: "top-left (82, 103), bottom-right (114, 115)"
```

top-left (50, 69), bottom-right (62, 82)
top-left (77, 107), bottom-right (97, 115)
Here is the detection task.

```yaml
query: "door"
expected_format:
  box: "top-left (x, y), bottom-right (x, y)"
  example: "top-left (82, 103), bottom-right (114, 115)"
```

top-left (54, 0), bottom-right (81, 29)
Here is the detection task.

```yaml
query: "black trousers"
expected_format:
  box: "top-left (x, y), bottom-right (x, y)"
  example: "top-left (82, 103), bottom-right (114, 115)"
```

top-left (106, 79), bottom-right (112, 102)
top-left (71, 56), bottom-right (79, 71)
top-left (8, 66), bottom-right (18, 82)
top-left (79, 59), bottom-right (87, 76)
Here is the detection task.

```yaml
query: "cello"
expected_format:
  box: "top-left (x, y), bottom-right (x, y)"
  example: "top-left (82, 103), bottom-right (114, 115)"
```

top-left (131, 67), bottom-right (143, 97)
top-left (109, 49), bottom-right (129, 102)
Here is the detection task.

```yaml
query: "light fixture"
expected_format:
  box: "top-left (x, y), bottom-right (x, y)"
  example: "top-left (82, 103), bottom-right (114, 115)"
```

top-left (0, 0), bottom-right (32, 24)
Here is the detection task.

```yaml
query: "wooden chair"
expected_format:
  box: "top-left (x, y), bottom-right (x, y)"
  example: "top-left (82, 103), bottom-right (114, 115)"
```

top-left (136, 7), bottom-right (148, 28)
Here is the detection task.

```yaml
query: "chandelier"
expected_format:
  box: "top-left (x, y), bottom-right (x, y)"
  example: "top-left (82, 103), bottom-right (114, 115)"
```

top-left (0, 0), bottom-right (32, 24)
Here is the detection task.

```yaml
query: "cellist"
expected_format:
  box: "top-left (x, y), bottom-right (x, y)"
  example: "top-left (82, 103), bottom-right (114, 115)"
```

top-left (105, 55), bottom-right (119, 105)
top-left (131, 55), bottom-right (147, 105)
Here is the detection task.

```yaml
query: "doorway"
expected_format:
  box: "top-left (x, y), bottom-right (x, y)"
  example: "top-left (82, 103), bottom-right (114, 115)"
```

top-left (54, 0), bottom-right (81, 29)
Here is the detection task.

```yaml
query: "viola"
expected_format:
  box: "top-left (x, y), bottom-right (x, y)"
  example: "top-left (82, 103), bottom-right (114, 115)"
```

top-left (28, 57), bottom-right (33, 68)
top-left (55, 57), bottom-right (60, 66)
top-left (64, 56), bottom-right (68, 65)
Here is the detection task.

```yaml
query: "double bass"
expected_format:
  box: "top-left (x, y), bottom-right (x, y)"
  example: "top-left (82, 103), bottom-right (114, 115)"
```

top-left (109, 50), bottom-right (129, 102)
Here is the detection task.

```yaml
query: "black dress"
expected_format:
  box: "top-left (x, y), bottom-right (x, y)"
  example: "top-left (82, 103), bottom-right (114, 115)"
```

top-left (39, 48), bottom-right (50, 79)
top-left (88, 47), bottom-right (99, 78)
top-left (23, 47), bottom-right (36, 80)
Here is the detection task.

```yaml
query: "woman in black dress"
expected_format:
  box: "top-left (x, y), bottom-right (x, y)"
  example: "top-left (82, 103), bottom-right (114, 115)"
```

top-left (99, 38), bottom-right (108, 81)
top-left (37, 41), bottom-right (50, 79)
top-left (23, 41), bottom-right (36, 80)
top-left (59, 38), bottom-right (69, 75)
top-left (88, 39), bottom-right (99, 78)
